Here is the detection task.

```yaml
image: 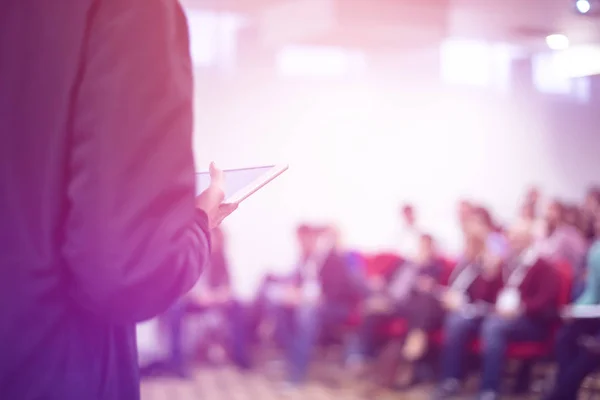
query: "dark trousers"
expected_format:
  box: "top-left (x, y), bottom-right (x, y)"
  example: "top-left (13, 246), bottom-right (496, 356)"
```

top-left (167, 300), bottom-right (251, 371)
top-left (274, 302), bottom-right (349, 383)
top-left (353, 291), bottom-right (444, 359)
top-left (440, 312), bottom-right (547, 393)
top-left (546, 320), bottom-right (600, 400)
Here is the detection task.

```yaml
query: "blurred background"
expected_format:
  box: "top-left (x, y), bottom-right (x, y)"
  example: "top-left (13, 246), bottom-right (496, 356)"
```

top-left (185, 0), bottom-right (600, 299)
top-left (140, 1), bottom-right (600, 399)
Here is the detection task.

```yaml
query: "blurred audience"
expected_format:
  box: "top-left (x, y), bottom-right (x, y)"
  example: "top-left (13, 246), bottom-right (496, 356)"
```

top-left (538, 200), bottom-right (587, 298)
top-left (582, 187), bottom-right (600, 243)
top-left (544, 237), bottom-right (600, 400)
top-left (145, 228), bottom-right (251, 378)
top-left (348, 234), bottom-right (443, 388)
top-left (396, 203), bottom-right (422, 261)
top-left (270, 225), bottom-right (359, 387)
top-left (140, 183), bottom-right (600, 400)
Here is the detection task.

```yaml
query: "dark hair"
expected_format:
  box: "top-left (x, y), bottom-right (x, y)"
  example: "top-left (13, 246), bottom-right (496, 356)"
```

top-left (471, 206), bottom-right (493, 228)
top-left (588, 186), bottom-right (600, 203)
top-left (421, 233), bottom-right (434, 245)
top-left (402, 204), bottom-right (414, 214)
top-left (296, 224), bottom-right (312, 235)
top-left (549, 199), bottom-right (565, 218)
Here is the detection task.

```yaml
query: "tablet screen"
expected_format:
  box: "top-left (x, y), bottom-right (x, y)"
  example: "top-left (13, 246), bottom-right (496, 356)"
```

top-left (196, 164), bottom-right (288, 203)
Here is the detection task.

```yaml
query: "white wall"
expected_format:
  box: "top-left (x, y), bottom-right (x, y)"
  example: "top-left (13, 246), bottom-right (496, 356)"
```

top-left (192, 78), bottom-right (600, 300)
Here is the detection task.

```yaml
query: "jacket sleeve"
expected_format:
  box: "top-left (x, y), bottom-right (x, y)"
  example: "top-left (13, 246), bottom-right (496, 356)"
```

top-left (62, 0), bottom-right (210, 323)
top-left (522, 259), bottom-right (560, 316)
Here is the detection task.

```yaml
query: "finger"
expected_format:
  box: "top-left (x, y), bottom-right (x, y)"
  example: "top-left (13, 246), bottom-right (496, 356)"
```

top-left (221, 203), bottom-right (239, 215)
top-left (209, 162), bottom-right (224, 182)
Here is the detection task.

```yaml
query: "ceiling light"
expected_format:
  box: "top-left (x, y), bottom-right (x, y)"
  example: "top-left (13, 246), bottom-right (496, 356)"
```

top-left (576, 0), bottom-right (591, 14)
top-left (546, 34), bottom-right (570, 51)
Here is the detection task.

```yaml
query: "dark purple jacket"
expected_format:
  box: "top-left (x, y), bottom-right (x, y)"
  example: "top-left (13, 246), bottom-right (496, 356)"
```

top-left (0, 1), bottom-right (209, 399)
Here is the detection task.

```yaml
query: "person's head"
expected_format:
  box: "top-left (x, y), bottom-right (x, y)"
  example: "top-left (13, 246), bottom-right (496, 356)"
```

top-left (416, 234), bottom-right (436, 264)
top-left (296, 224), bottom-right (317, 257)
top-left (544, 200), bottom-right (565, 232)
top-left (564, 204), bottom-right (581, 228)
top-left (585, 187), bottom-right (600, 213)
top-left (322, 224), bottom-right (341, 249)
top-left (526, 186), bottom-right (540, 206)
top-left (507, 223), bottom-right (534, 254)
top-left (401, 204), bottom-right (415, 226)
top-left (520, 201), bottom-right (536, 222)
top-left (458, 200), bottom-right (473, 222)
top-left (210, 227), bottom-right (225, 253)
top-left (466, 206), bottom-right (493, 240)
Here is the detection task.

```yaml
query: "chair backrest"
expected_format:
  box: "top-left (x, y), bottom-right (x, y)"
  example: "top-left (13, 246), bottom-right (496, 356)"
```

top-left (554, 259), bottom-right (574, 307)
top-left (365, 253), bottom-right (403, 278)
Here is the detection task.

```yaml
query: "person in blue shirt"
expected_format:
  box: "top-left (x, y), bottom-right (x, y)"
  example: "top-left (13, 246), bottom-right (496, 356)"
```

top-left (543, 238), bottom-right (600, 400)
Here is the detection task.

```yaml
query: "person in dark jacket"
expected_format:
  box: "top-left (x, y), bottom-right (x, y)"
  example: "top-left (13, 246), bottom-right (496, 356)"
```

top-left (272, 226), bottom-right (357, 386)
top-left (347, 235), bottom-right (443, 380)
top-left (149, 228), bottom-right (251, 377)
top-left (0, 2), bottom-right (235, 399)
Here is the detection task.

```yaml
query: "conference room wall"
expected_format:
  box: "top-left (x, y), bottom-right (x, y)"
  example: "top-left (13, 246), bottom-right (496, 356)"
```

top-left (192, 79), bottom-right (600, 299)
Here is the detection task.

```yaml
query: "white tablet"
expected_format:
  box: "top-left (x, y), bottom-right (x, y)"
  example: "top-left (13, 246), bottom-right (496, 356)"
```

top-left (196, 164), bottom-right (288, 204)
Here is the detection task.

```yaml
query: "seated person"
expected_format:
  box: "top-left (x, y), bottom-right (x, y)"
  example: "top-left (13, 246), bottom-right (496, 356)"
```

top-left (538, 200), bottom-right (587, 297)
top-left (435, 223), bottom-right (560, 400)
top-left (347, 234), bottom-right (443, 386)
top-left (272, 225), bottom-right (358, 386)
top-left (153, 228), bottom-right (251, 377)
top-left (543, 238), bottom-right (600, 400)
top-left (581, 187), bottom-right (599, 243)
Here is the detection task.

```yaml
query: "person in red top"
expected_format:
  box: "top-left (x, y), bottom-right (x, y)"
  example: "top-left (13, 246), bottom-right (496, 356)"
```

top-left (434, 214), bottom-right (503, 400)
top-left (474, 225), bottom-right (559, 400)
top-left (435, 222), bottom-right (560, 400)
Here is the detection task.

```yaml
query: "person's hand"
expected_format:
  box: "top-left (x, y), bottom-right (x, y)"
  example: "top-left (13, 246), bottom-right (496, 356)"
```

top-left (368, 276), bottom-right (386, 292)
top-left (196, 163), bottom-right (237, 228)
top-left (197, 290), bottom-right (215, 306)
top-left (415, 276), bottom-right (435, 292)
top-left (214, 286), bottom-right (231, 304)
top-left (442, 290), bottom-right (465, 311)
top-left (365, 295), bottom-right (391, 313)
top-left (495, 306), bottom-right (520, 320)
top-left (579, 335), bottom-right (600, 354)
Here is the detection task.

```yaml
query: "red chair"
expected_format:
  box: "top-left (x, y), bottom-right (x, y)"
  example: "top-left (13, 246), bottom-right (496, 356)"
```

top-left (365, 253), bottom-right (403, 278)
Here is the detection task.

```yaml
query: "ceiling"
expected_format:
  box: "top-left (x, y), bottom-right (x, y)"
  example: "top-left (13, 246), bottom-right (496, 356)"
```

top-left (449, 0), bottom-right (600, 48)
top-left (180, 0), bottom-right (600, 50)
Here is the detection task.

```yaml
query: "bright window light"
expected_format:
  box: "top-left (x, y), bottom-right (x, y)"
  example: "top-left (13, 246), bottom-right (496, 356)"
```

top-left (276, 46), bottom-right (367, 78)
top-left (546, 34), bottom-right (570, 51)
top-left (440, 39), bottom-right (493, 86)
top-left (185, 10), bottom-right (244, 68)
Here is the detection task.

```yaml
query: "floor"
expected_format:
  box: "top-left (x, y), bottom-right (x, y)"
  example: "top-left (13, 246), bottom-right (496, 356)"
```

top-left (140, 365), bottom-right (434, 400)
top-left (139, 346), bottom-right (600, 400)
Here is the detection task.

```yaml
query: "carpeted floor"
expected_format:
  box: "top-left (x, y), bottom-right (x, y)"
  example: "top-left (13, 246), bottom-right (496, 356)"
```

top-left (139, 350), bottom-right (600, 400)
top-left (140, 365), bottom-right (433, 400)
